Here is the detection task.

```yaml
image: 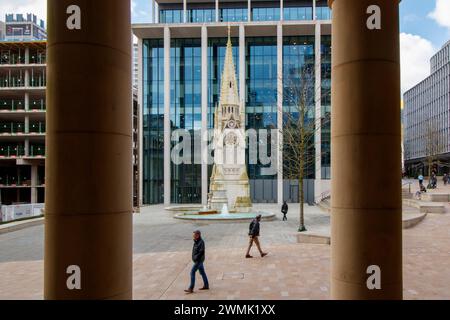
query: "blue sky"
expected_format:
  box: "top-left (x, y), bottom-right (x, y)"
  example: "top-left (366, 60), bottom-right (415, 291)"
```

top-left (400, 0), bottom-right (450, 48)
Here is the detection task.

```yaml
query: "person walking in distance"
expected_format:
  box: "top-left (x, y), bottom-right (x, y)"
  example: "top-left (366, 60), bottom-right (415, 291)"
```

top-left (185, 230), bottom-right (209, 294)
top-left (245, 215), bottom-right (268, 258)
top-left (418, 174), bottom-right (424, 188)
top-left (281, 201), bottom-right (288, 221)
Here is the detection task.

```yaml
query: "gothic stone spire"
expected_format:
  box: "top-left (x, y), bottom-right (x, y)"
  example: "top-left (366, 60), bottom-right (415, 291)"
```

top-left (219, 25), bottom-right (240, 108)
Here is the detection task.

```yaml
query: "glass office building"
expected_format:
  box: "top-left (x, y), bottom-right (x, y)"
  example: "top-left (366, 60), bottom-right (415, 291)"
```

top-left (404, 40), bottom-right (450, 176)
top-left (134, 0), bottom-right (332, 205)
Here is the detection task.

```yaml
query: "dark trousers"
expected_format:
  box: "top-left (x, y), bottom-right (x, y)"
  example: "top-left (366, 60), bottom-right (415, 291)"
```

top-left (282, 213), bottom-right (287, 221)
top-left (189, 262), bottom-right (209, 290)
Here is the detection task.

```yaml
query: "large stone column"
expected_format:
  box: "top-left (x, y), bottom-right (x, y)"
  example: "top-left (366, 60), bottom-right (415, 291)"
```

top-left (330, 0), bottom-right (402, 299)
top-left (45, 0), bottom-right (132, 299)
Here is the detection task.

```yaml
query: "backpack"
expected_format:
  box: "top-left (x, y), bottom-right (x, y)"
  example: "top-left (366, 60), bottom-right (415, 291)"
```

top-left (248, 220), bottom-right (255, 235)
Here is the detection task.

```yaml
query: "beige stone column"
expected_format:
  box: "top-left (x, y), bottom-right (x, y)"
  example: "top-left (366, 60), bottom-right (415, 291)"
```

top-left (330, 0), bottom-right (402, 299)
top-left (45, 0), bottom-right (133, 299)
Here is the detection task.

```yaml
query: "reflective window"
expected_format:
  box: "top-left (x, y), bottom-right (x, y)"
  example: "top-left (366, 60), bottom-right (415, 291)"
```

top-left (282, 36), bottom-right (316, 179)
top-left (220, 8), bottom-right (248, 22)
top-left (246, 37), bottom-right (277, 180)
top-left (142, 39), bottom-right (165, 204)
top-left (252, 7), bottom-right (280, 21)
top-left (321, 35), bottom-right (331, 179)
top-left (283, 6), bottom-right (313, 20)
top-left (316, 6), bottom-right (332, 20)
top-left (170, 38), bottom-right (202, 204)
top-left (189, 9), bottom-right (215, 23)
top-left (159, 9), bottom-right (183, 23)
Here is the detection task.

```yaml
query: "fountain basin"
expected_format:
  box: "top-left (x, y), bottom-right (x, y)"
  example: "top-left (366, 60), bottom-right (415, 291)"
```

top-left (174, 211), bottom-right (276, 222)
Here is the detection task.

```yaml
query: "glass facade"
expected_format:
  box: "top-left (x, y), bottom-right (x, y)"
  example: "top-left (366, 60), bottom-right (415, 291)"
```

top-left (221, 8), bottom-right (248, 22)
top-left (252, 8), bottom-right (280, 21)
top-left (321, 35), bottom-right (331, 179)
top-left (282, 36), bottom-right (316, 180)
top-left (160, 10), bottom-right (183, 23)
top-left (142, 39), bottom-right (164, 204)
top-left (316, 6), bottom-right (332, 20)
top-left (283, 6), bottom-right (313, 21)
top-left (170, 39), bottom-right (202, 204)
top-left (141, 2), bottom-right (332, 205)
top-left (245, 37), bottom-right (278, 181)
top-left (159, 4), bottom-right (329, 23)
top-left (191, 9), bottom-right (215, 23)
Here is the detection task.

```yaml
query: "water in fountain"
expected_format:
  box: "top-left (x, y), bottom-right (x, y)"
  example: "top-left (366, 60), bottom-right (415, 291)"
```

top-left (221, 204), bottom-right (230, 216)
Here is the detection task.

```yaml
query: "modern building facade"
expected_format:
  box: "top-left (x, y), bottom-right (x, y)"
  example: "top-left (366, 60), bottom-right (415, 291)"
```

top-left (404, 40), bottom-right (450, 175)
top-left (4, 14), bottom-right (46, 42)
top-left (133, 43), bottom-right (139, 90)
top-left (0, 41), bottom-right (46, 205)
top-left (133, 0), bottom-right (332, 206)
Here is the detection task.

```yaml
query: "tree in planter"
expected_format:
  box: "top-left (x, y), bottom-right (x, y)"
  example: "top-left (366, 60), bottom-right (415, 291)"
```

top-left (280, 64), bottom-right (330, 232)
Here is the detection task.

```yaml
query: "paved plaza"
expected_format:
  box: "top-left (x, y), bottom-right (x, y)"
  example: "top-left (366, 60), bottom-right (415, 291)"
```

top-left (1, 199), bottom-right (450, 299)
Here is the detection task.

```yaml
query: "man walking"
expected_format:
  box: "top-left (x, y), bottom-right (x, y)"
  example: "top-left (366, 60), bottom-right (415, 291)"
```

top-left (185, 230), bottom-right (209, 294)
top-left (245, 215), bottom-right (268, 258)
top-left (281, 201), bottom-right (288, 221)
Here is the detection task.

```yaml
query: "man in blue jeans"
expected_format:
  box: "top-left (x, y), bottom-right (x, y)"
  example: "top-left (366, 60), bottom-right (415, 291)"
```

top-left (185, 230), bottom-right (209, 294)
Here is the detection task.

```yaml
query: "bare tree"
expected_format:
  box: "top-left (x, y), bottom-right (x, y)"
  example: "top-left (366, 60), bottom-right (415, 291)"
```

top-left (280, 64), bottom-right (330, 232)
top-left (424, 118), bottom-right (446, 181)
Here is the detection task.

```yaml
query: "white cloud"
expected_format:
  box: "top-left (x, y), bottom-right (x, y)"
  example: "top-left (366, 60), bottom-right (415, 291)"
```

top-left (0, 0), bottom-right (47, 23)
top-left (428, 0), bottom-right (450, 29)
top-left (400, 33), bottom-right (436, 94)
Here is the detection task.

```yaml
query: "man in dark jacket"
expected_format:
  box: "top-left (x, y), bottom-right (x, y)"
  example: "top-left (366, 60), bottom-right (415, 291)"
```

top-left (185, 230), bottom-right (209, 294)
top-left (281, 201), bottom-right (288, 221)
top-left (245, 215), bottom-right (268, 258)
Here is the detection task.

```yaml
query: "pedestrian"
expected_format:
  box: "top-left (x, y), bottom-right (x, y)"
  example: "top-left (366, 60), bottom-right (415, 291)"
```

top-left (281, 201), bottom-right (288, 221)
top-left (418, 174), bottom-right (424, 188)
top-left (433, 173), bottom-right (438, 188)
top-left (443, 173), bottom-right (448, 186)
top-left (185, 230), bottom-right (209, 294)
top-left (245, 214), bottom-right (268, 258)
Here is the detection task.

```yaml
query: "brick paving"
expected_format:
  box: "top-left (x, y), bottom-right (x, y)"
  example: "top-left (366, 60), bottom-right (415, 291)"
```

top-left (0, 202), bottom-right (449, 299)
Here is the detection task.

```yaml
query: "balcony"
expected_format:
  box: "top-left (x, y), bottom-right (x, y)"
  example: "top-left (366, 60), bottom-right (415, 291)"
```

top-left (0, 46), bottom-right (46, 66)
top-left (0, 99), bottom-right (25, 112)
top-left (0, 145), bottom-right (25, 158)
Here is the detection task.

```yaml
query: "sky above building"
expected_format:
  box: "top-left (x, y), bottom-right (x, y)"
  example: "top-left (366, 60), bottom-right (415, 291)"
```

top-left (1, 0), bottom-right (449, 94)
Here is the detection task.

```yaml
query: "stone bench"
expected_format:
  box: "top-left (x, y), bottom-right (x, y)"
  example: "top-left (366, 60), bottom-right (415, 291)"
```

top-left (404, 199), bottom-right (446, 214)
top-left (421, 193), bottom-right (450, 202)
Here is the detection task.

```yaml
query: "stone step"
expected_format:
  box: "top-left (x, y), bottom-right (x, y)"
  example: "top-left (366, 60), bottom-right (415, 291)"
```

top-left (403, 199), bottom-right (446, 214)
top-left (421, 193), bottom-right (450, 202)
